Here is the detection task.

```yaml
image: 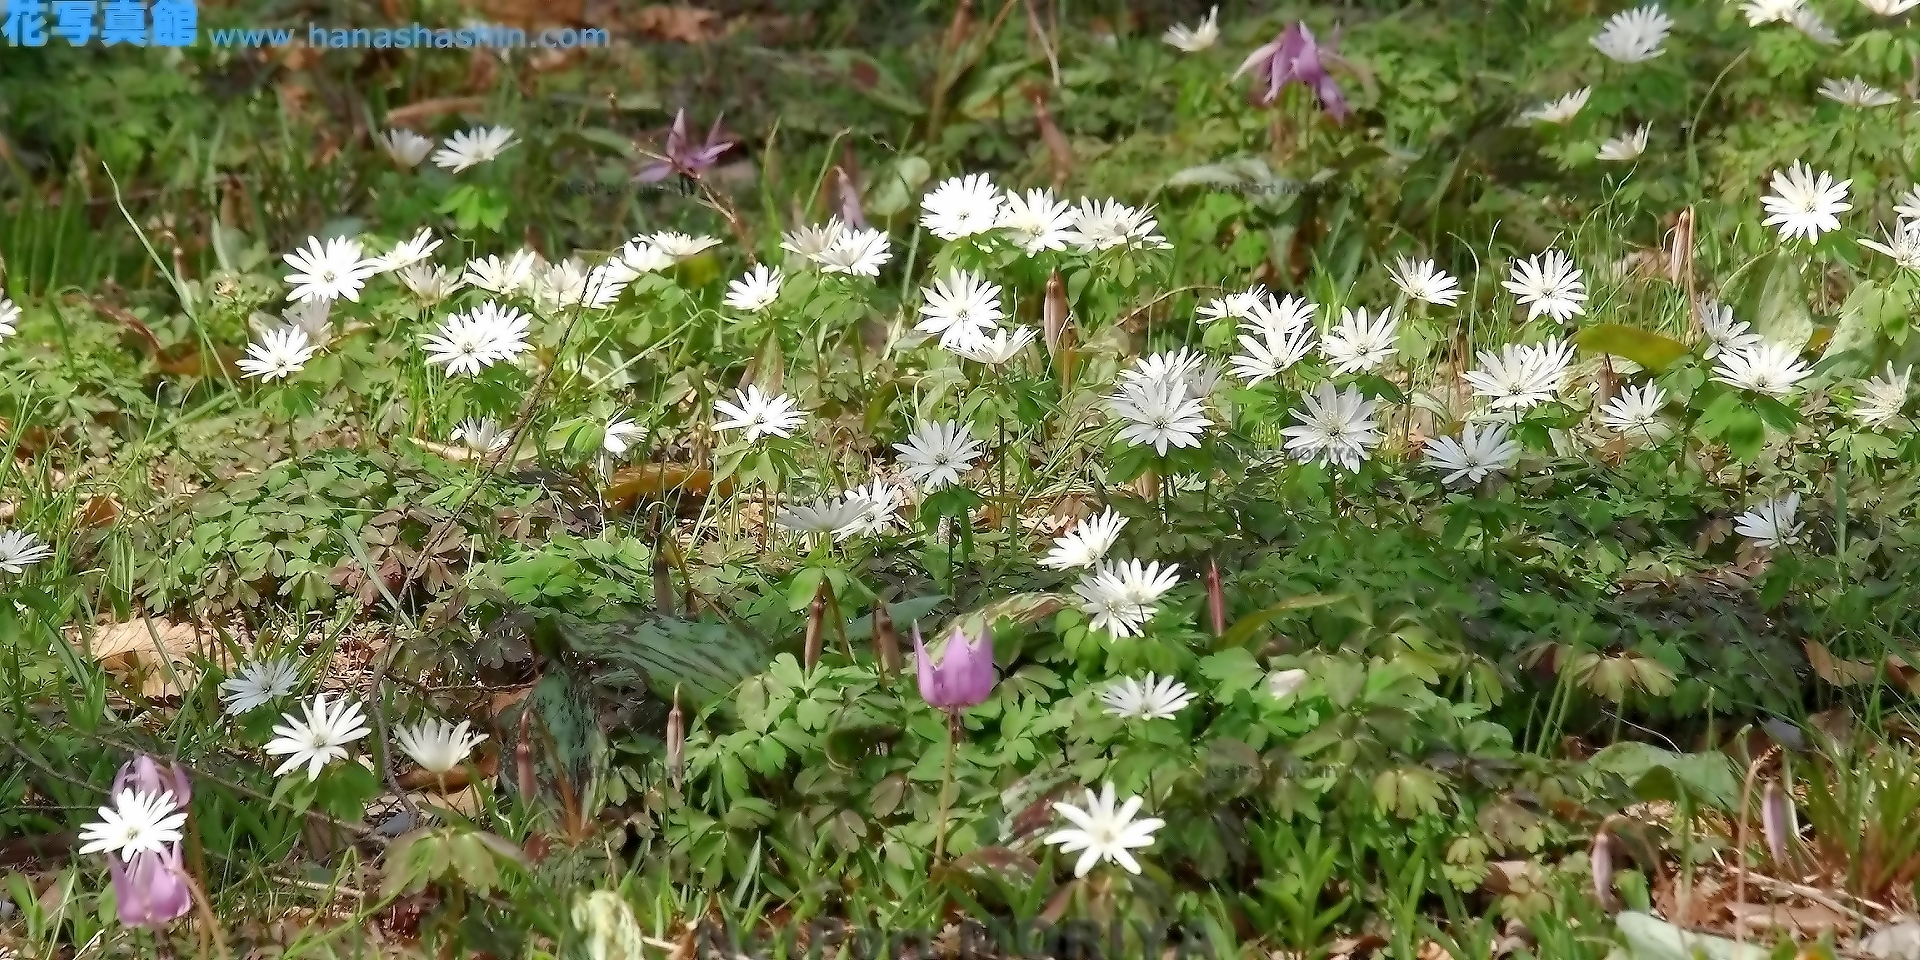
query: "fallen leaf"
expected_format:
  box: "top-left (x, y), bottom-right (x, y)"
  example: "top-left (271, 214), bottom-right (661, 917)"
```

top-left (1726, 902), bottom-right (1849, 936)
top-left (74, 618), bottom-right (234, 698)
top-left (385, 97), bottom-right (486, 128)
top-left (77, 495), bottom-right (121, 530)
top-left (1806, 641), bottom-right (1876, 687)
top-left (605, 463), bottom-right (728, 511)
top-left (633, 5), bottom-right (720, 43)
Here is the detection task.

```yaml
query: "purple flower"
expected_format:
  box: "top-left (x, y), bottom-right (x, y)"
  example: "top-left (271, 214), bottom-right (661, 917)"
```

top-left (634, 110), bottom-right (735, 184)
top-left (914, 624), bottom-right (996, 713)
top-left (114, 755), bottom-right (191, 807)
top-left (110, 844), bottom-right (192, 929)
top-left (1233, 22), bottom-right (1349, 121)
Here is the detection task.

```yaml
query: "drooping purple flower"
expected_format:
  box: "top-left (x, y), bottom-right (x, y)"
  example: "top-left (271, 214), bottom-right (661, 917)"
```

top-left (834, 167), bottom-right (869, 230)
top-left (913, 624), bottom-right (996, 713)
top-left (114, 755), bottom-right (191, 807)
top-left (1232, 22), bottom-right (1349, 121)
top-left (634, 110), bottom-right (735, 184)
top-left (110, 844), bottom-right (193, 929)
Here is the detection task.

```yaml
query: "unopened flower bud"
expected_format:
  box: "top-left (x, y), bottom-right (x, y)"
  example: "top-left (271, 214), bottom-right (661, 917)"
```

top-left (873, 601), bottom-right (902, 681)
top-left (1043, 270), bottom-right (1070, 357)
top-left (666, 685), bottom-right (685, 791)
top-left (1206, 558), bottom-right (1227, 636)
top-left (1591, 830), bottom-right (1614, 907)
top-left (1762, 781), bottom-right (1791, 865)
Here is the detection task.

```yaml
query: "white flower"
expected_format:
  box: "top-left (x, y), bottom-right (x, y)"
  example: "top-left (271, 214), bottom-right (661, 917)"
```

top-left (1282, 383), bottom-right (1381, 472)
top-left (1598, 125), bottom-right (1651, 162)
top-left (581, 262), bottom-right (636, 308)
top-left (1197, 287), bottom-right (1271, 325)
top-left (996, 188), bottom-right (1075, 254)
top-left (1229, 322), bottom-right (1316, 386)
top-left (1266, 668), bottom-right (1308, 700)
top-left (532, 258), bottom-right (594, 311)
top-left (1849, 363), bottom-right (1912, 427)
top-left (395, 718), bottom-right (488, 774)
top-left (0, 296), bottom-right (18, 340)
top-left (1503, 250), bottom-right (1588, 322)
top-left (1734, 493), bottom-right (1803, 548)
top-left (263, 695), bottom-right (372, 781)
top-left (780, 220), bottom-right (845, 262)
top-left (1599, 383), bottom-right (1672, 442)
top-left (1105, 377), bottom-right (1210, 454)
top-left (952, 326), bottom-right (1038, 365)
top-left (1043, 783), bottom-right (1165, 878)
top-left (919, 174), bottom-right (1005, 241)
top-left (713, 387), bottom-right (807, 443)
top-left (462, 250), bottom-right (541, 296)
top-left (1742, 0), bottom-right (1803, 25)
top-left (238, 325), bottom-right (317, 381)
top-left (219, 656), bottom-right (299, 715)
top-left (430, 125), bottom-right (518, 173)
top-left (280, 299), bottom-right (334, 344)
top-left (1790, 5), bottom-right (1840, 43)
top-left (723, 265), bottom-right (783, 312)
top-left (1858, 0), bottom-right (1920, 14)
top-left (1121, 348), bottom-right (1217, 396)
top-left (1163, 6), bottom-right (1220, 51)
top-left (0, 530), bottom-right (52, 574)
top-left (776, 496), bottom-right (869, 542)
top-left (283, 235), bottom-right (375, 303)
top-left (1099, 674), bottom-right (1196, 720)
top-left (1860, 219), bottom-right (1920, 271)
top-left (373, 228), bottom-right (440, 274)
top-left (423, 302), bottom-right (531, 376)
top-left (1521, 88), bottom-right (1592, 124)
top-left (1898, 186), bottom-right (1920, 221)
top-left (1819, 77), bottom-right (1899, 108)
top-left (1066, 199), bottom-right (1171, 252)
top-left (396, 264), bottom-right (463, 304)
top-left (1041, 509), bottom-right (1129, 570)
top-left (77, 789), bottom-right (188, 858)
top-left (1322, 307), bottom-right (1399, 374)
top-left (896, 420), bottom-right (983, 492)
top-left (1389, 258), bottom-right (1462, 306)
top-left (1074, 560), bottom-right (1180, 638)
top-left (452, 417), bottom-right (511, 454)
top-left (1591, 5), bottom-right (1672, 62)
top-left (616, 238), bottom-right (677, 275)
top-left (1464, 340), bottom-right (1573, 411)
top-left (1251, 294), bottom-right (1319, 336)
top-left (1696, 297), bottom-right (1763, 358)
top-left (378, 129), bottom-right (434, 168)
top-left (838, 481), bottom-right (902, 538)
top-left (916, 269), bottom-right (1005, 348)
top-left (1424, 423), bottom-right (1521, 485)
top-left (1761, 163), bottom-right (1852, 243)
top-left (1712, 341), bottom-right (1812, 397)
top-left (815, 226), bottom-right (893, 277)
top-left (649, 232), bottom-right (721, 261)
top-left (603, 418), bottom-right (646, 457)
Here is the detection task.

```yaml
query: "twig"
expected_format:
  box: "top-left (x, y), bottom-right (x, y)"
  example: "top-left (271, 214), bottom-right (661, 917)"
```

top-left (1724, 865), bottom-right (1879, 929)
top-left (1022, 0), bottom-right (1060, 88)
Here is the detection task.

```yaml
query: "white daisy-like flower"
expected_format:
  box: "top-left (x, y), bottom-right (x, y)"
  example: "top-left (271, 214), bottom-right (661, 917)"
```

top-left (1321, 307), bottom-right (1399, 374)
top-left (0, 296), bottom-right (19, 340)
top-left (1464, 340), bottom-right (1573, 411)
top-left (394, 718), bottom-right (488, 775)
top-left (838, 481), bottom-right (902, 538)
top-left (1389, 258), bottom-right (1462, 306)
top-left (1896, 186), bottom-right (1920, 221)
top-left (1197, 287), bottom-right (1270, 325)
top-left (723, 265), bottom-right (783, 312)
top-left (615, 238), bottom-right (676, 276)
top-left (919, 174), bottom-right (1005, 241)
top-left (952, 326), bottom-right (1038, 365)
top-left (218, 656), bottom-right (300, 715)
top-left (1761, 163), bottom-right (1852, 243)
top-left (76, 789), bottom-right (188, 858)
top-left (452, 417), bottom-right (512, 454)
top-left (373, 228), bottom-right (440, 274)
top-left (1267, 668), bottom-right (1309, 700)
top-left (1503, 250), bottom-right (1588, 322)
top-left (1789, 5), bottom-right (1840, 43)
top-left (1043, 783), bottom-right (1166, 878)
top-left (649, 232), bottom-right (722, 260)
top-left (1424, 423), bottom-right (1522, 485)
top-left (603, 418), bottom-right (647, 457)
top-left (1696, 297), bottom-right (1764, 358)
top-left (776, 496), bottom-right (869, 542)
top-left (1819, 77), bottom-right (1900, 108)
top-left (1041, 509), bottom-right (1129, 570)
top-left (396, 264), bottom-right (463, 304)
top-left (378, 129), bottom-right (434, 168)
top-left (1734, 493), bottom-right (1803, 548)
top-left (1520, 88), bottom-right (1592, 124)
top-left (1599, 383), bottom-right (1672, 442)
top-left (1591, 5), bottom-right (1672, 62)
top-left (713, 386), bottom-right (807, 443)
top-left (1858, 0), bottom-right (1920, 14)
top-left (531, 258), bottom-right (593, 311)
top-left (1712, 341), bottom-right (1812, 397)
top-left (430, 125), bottom-right (519, 173)
top-left (916, 269), bottom-right (1005, 348)
top-left (1066, 199), bottom-right (1171, 252)
top-left (1098, 674), bottom-right (1196, 720)
top-left (283, 236), bottom-right (375, 303)
top-left (1742, 0), bottom-right (1804, 25)
top-left (815, 227), bottom-right (893, 277)
top-left (1860, 219), bottom-right (1920, 271)
top-left (238, 325), bottom-right (317, 381)
top-left (0, 530), bottom-right (52, 574)
top-left (263, 695), bottom-right (372, 781)
top-left (422, 303), bottom-right (531, 376)
top-left (895, 420), bottom-right (984, 492)
top-left (282, 299), bottom-right (333, 344)
top-left (1252, 294), bottom-right (1319, 335)
top-left (996, 188), bottom-right (1075, 255)
top-left (462, 249), bottom-right (541, 296)
top-left (1074, 560), bottom-right (1180, 638)
top-left (1163, 6), bottom-right (1220, 51)
top-left (1598, 125), bottom-right (1651, 162)
top-left (1229, 321), bottom-right (1317, 386)
top-left (780, 220), bottom-right (845, 262)
top-left (1121, 348), bottom-right (1216, 395)
top-left (579, 262), bottom-right (636, 308)
top-left (1282, 383), bottom-right (1382, 472)
top-left (1105, 377), bottom-right (1210, 454)
top-left (1849, 363), bottom-right (1912, 427)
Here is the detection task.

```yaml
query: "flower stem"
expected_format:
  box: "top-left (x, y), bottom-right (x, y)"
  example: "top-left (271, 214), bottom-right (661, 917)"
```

top-left (932, 710), bottom-right (960, 866)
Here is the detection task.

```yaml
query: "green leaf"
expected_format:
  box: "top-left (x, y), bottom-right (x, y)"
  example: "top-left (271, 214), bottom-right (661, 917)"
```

top-left (1216, 594), bottom-right (1347, 650)
top-left (1198, 648), bottom-right (1263, 697)
top-left (1587, 743), bottom-right (1740, 810)
top-left (940, 592), bottom-right (1068, 641)
top-left (1573, 324), bottom-right (1689, 373)
top-left (1742, 251), bottom-right (1813, 352)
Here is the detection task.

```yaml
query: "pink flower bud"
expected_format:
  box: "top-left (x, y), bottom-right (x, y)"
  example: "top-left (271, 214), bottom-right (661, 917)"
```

top-left (913, 623), bottom-right (996, 713)
top-left (110, 844), bottom-right (192, 929)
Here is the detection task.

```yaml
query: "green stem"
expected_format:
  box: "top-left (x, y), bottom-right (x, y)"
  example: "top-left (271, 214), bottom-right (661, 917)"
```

top-left (932, 710), bottom-right (959, 866)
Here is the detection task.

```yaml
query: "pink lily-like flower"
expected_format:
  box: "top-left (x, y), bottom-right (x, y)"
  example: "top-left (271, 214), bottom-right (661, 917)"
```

top-left (634, 110), bottom-right (735, 184)
top-left (110, 844), bottom-right (193, 929)
top-left (913, 624), bottom-right (996, 713)
top-left (1233, 22), bottom-right (1349, 121)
